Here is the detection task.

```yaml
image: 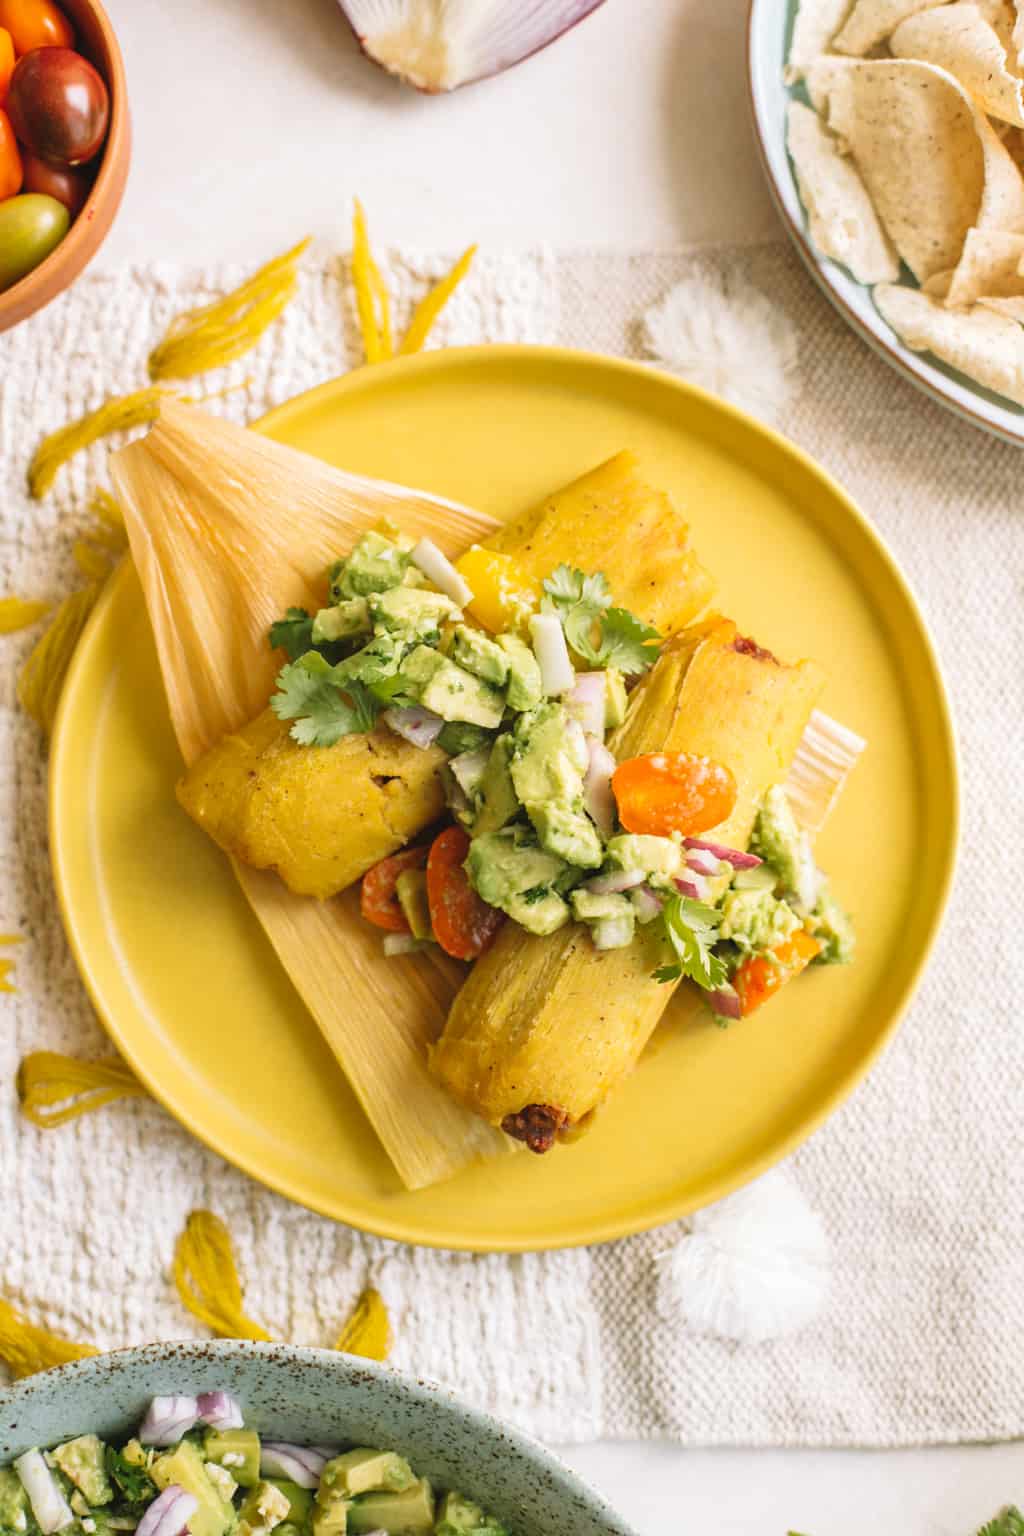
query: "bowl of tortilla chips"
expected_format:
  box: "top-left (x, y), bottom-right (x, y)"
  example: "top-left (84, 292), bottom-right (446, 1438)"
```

top-left (749, 0), bottom-right (1024, 444)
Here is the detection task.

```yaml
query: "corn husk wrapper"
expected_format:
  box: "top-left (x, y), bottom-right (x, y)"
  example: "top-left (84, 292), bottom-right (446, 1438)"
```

top-left (786, 0), bottom-right (857, 81)
top-left (874, 281), bottom-right (1024, 401)
top-left (890, 4), bottom-right (1024, 126)
top-left (111, 401), bottom-right (512, 1190)
top-left (786, 101), bottom-right (900, 282)
top-left (832, 0), bottom-right (948, 55)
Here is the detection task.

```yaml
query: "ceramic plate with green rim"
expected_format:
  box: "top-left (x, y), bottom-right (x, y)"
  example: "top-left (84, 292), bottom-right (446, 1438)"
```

top-left (50, 346), bottom-right (958, 1252)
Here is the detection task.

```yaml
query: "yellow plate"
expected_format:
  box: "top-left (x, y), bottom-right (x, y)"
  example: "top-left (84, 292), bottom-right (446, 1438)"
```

top-left (50, 346), bottom-right (958, 1252)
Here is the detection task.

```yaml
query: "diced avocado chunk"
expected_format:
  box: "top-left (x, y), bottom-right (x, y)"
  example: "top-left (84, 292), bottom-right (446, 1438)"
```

top-left (311, 1485), bottom-right (348, 1536)
top-left (371, 587), bottom-right (461, 639)
top-left (204, 1429), bottom-right (261, 1489)
top-left (437, 721), bottom-right (492, 757)
top-left (570, 889), bottom-right (633, 923)
top-left (312, 598), bottom-right (371, 645)
top-left (348, 1481), bottom-right (435, 1536)
top-left (509, 703), bottom-right (587, 805)
top-left (472, 736), bottom-right (519, 837)
top-left (448, 746), bottom-right (490, 799)
top-left (433, 1491), bottom-right (507, 1536)
top-left (321, 1452), bottom-right (414, 1499)
top-left (0, 1464), bottom-right (33, 1533)
top-left (419, 658), bottom-right (506, 729)
top-left (332, 532), bottom-right (411, 599)
top-left (732, 863), bottom-right (776, 893)
top-left (396, 869), bottom-right (433, 941)
top-left (603, 668), bottom-right (628, 729)
top-left (528, 801), bottom-right (603, 869)
top-left (51, 1437), bottom-right (112, 1507)
top-left (718, 888), bottom-right (801, 957)
top-left (496, 634), bottom-right (542, 711)
top-left (238, 1481), bottom-right (291, 1536)
top-left (466, 831), bottom-right (565, 910)
top-left (809, 880), bottom-right (855, 964)
top-left (450, 627), bottom-right (509, 688)
top-left (263, 1483), bottom-right (312, 1528)
top-left (402, 646), bottom-right (445, 688)
top-left (605, 833), bottom-right (681, 880)
top-left (750, 785), bottom-right (818, 912)
top-left (152, 1442), bottom-right (234, 1536)
top-left (503, 888), bottom-right (570, 935)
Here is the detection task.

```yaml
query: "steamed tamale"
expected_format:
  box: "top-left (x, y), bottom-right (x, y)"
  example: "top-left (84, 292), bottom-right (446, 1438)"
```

top-left (175, 451), bottom-right (715, 900)
top-left (429, 618), bottom-right (826, 1149)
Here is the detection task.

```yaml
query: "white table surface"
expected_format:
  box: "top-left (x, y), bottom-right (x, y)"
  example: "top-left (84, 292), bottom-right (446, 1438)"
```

top-left (97, 0), bottom-right (1022, 1529)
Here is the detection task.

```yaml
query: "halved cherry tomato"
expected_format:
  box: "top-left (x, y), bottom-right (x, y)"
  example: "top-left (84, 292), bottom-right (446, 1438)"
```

top-left (0, 0), bottom-right (74, 54)
top-left (612, 751), bottom-right (737, 837)
top-left (733, 929), bottom-right (822, 1017)
top-left (360, 845), bottom-right (429, 933)
top-left (0, 107), bottom-right (22, 199)
top-left (426, 825), bottom-right (503, 960)
top-left (0, 28), bottom-right (15, 101)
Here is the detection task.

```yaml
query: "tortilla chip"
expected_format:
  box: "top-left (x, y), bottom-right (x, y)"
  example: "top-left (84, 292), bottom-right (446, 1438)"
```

top-left (922, 268), bottom-right (955, 293)
top-left (787, 0), bottom-right (856, 80)
top-left (1013, 0), bottom-right (1024, 63)
top-left (809, 58), bottom-right (1024, 281)
top-left (833, 0), bottom-right (949, 55)
top-left (941, 227), bottom-right (1024, 302)
top-left (787, 102), bottom-right (901, 281)
top-left (977, 292), bottom-right (1024, 316)
top-left (890, 4), bottom-right (1024, 126)
top-left (874, 281), bottom-right (1024, 401)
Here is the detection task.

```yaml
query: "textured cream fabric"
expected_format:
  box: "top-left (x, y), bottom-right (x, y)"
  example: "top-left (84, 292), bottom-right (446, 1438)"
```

top-left (0, 243), bottom-right (1020, 1447)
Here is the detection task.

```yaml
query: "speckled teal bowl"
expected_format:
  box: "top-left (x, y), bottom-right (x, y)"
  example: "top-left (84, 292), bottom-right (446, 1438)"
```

top-left (0, 1342), bottom-right (636, 1536)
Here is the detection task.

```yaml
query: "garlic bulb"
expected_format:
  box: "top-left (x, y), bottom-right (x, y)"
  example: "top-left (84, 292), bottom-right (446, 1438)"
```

top-left (653, 1169), bottom-right (830, 1344)
top-left (338, 0), bottom-right (606, 93)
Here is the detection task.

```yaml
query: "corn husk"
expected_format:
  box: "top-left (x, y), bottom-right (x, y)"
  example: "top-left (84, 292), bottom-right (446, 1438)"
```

top-left (111, 401), bottom-right (511, 1190)
top-left (785, 707), bottom-right (867, 833)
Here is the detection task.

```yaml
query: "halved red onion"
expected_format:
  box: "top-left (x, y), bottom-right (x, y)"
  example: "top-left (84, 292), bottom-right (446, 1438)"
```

top-left (196, 1392), bottom-right (243, 1431)
top-left (135, 1487), bottom-right (199, 1536)
top-left (685, 848), bottom-right (722, 878)
top-left (14, 1451), bottom-right (73, 1534)
top-left (585, 868), bottom-right (645, 895)
top-left (138, 1396), bottom-right (200, 1447)
top-left (337, 0), bottom-right (607, 93)
top-left (567, 671), bottom-right (606, 739)
top-left (584, 741), bottom-right (616, 835)
top-left (529, 613), bottom-right (575, 696)
top-left (382, 704), bottom-right (445, 749)
top-left (383, 933), bottom-right (423, 957)
top-left (260, 1444), bottom-right (329, 1489)
top-left (683, 836), bottom-right (762, 870)
top-left (629, 884), bottom-right (664, 924)
top-left (675, 874), bottom-right (709, 901)
top-left (706, 983), bottom-right (742, 1020)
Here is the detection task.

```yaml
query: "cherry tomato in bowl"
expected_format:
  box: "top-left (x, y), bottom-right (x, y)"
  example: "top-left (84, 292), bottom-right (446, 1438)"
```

top-left (0, 27), bottom-right (15, 102)
top-left (0, 0), bottom-right (73, 54)
top-left (0, 191), bottom-right (69, 292)
top-left (21, 146), bottom-right (87, 213)
top-left (7, 44), bottom-right (108, 165)
top-left (0, 104), bottom-right (22, 197)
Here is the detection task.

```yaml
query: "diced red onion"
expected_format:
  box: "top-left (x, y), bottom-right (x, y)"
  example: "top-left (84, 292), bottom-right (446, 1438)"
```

top-left (14, 1452), bottom-right (73, 1535)
top-left (585, 868), bottom-right (645, 895)
top-left (448, 746), bottom-right (490, 795)
top-left (409, 537), bottom-right (473, 608)
top-left (196, 1392), bottom-right (244, 1431)
top-left (382, 704), bottom-right (445, 749)
top-left (592, 914), bottom-right (635, 950)
top-left (138, 1396), bottom-right (200, 1447)
top-left (706, 983), bottom-right (742, 1020)
top-left (629, 883), bottom-right (664, 924)
top-left (567, 671), bottom-right (606, 738)
top-left (585, 741), bottom-right (617, 835)
top-left (383, 933), bottom-right (422, 957)
top-left (260, 1444), bottom-right (329, 1489)
top-left (675, 874), bottom-right (709, 901)
top-left (685, 849), bottom-right (722, 878)
top-left (529, 612), bottom-right (575, 695)
top-left (135, 1487), bottom-right (198, 1536)
top-left (683, 836), bottom-right (762, 870)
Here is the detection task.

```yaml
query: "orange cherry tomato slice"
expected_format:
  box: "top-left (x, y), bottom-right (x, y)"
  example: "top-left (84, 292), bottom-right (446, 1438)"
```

top-left (427, 825), bottom-right (503, 961)
top-left (0, 107), bottom-right (22, 198)
top-left (360, 845), bottom-right (429, 933)
top-left (612, 751), bottom-right (737, 837)
top-left (0, 28), bottom-right (15, 101)
top-left (733, 929), bottom-right (822, 1018)
top-left (0, 0), bottom-right (74, 54)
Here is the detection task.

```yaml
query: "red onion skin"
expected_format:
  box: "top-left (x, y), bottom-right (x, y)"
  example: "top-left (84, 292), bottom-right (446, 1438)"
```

top-left (135, 1488), bottom-right (197, 1536)
top-left (684, 836), bottom-right (762, 870)
top-left (630, 884), bottom-right (664, 923)
top-left (675, 876), bottom-right (708, 902)
top-left (383, 705), bottom-right (444, 749)
top-left (585, 868), bottom-right (645, 895)
top-left (138, 1396), bottom-right (199, 1447)
top-left (707, 985), bottom-right (742, 1020)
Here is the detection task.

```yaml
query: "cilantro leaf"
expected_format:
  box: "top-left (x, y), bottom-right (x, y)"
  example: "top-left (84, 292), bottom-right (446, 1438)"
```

top-left (587, 606), bottom-right (662, 674)
top-left (269, 607), bottom-right (314, 662)
top-left (104, 1447), bottom-right (156, 1509)
top-left (978, 1511), bottom-right (1024, 1536)
top-left (542, 563), bottom-right (612, 612)
top-left (272, 655), bottom-right (381, 747)
top-left (653, 894), bottom-right (728, 989)
top-left (541, 564), bottom-right (661, 675)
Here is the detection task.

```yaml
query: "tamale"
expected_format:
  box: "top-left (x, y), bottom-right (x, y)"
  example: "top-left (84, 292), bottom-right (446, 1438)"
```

top-left (430, 618), bottom-right (826, 1149)
top-left (174, 446), bottom-right (715, 899)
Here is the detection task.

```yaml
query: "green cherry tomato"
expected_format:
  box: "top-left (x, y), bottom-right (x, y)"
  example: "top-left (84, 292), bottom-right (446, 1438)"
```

top-left (0, 192), bottom-right (69, 291)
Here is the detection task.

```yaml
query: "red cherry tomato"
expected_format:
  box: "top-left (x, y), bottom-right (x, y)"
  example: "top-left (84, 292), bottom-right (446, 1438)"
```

top-left (0, 0), bottom-right (73, 54)
top-left (0, 28), bottom-right (15, 101)
top-left (733, 929), bottom-right (822, 1017)
top-left (21, 146), bottom-right (86, 212)
top-left (0, 106), bottom-right (22, 198)
top-left (612, 751), bottom-right (737, 837)
top-left (7, 46), bottom-right (108, 165)
top-left (426, 826), bottom-right (502, 961)
top-left (360, 845), bottom-right (429, 933)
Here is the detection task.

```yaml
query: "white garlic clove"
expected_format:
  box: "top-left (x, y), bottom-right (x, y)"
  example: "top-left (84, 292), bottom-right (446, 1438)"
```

top-left (337, 0), bottom-right (607, 93)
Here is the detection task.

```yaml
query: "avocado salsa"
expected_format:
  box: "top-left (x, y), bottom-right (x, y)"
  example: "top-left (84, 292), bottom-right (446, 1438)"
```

top-left (269, 526), bottom-right (853, 1021)
top-left (1, 1396), bottom-right (505, 1536)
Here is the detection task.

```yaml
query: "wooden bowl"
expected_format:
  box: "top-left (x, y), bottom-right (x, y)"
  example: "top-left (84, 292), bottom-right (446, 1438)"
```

top-left (0, 0), bottom-right (129, 332)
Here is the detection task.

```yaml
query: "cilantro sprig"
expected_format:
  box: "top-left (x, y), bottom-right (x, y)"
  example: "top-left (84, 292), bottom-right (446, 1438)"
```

top-left (541, 564), bottom-right (661, 674)
top-left (272, 652), bottom-right (383, 747)
top-left (653, 894), bottom-right (728, 990)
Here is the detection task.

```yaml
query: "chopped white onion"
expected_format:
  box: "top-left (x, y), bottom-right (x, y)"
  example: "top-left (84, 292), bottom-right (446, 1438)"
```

top-left (448, 746), bottom-right (491, 796)
top-left (675, 874), bottom-right (709, 902)
top-left (383, 933), bottom-right (423, 957)
top-left (15, 1451), bottom-right (74, 1535)
top-left (683, 836), bottom-right (762, 871)
top-left (584, 740), bottom-right (617, 835)
top-left (196, 1392), bottom-right (244, 1431)
top-left (138, 1396), bottom-right (200, 1447)
top-left (135, 1487), bottom-right (198, 1536)
top-left (685, 848), bottom-right (723, 878)
top-left (629, 884), bottom-right (664, 924)
top-left (529, 613), bottom-right (575, 696)
top-left (567, 671), bottom-right (606, 738)
top-left (707, 983), bottom-right (742, 1020)
top-left (585, 868), bottom-right (645, 895)
top-left (591, 914), bottom-right (635, 950)
top-left (409, 537), bottom-right (473, 608)
top-left (382, 703), bottom-right (445, 749)
top-left (260, 1444), bottom-right (330, 1489)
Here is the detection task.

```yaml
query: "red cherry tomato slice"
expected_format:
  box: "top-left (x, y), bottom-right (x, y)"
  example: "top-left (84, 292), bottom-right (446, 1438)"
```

top-left (612, 751), bottom-right (737, 837)
top-left (733, 929), bottom-right (822, 1017)
top-left (0, 28), bottom-right (15, 101)
top-left (360, 845), bottom-right (429, 933)
top-left (0, 106), bottom-right (22, 198)
top-left (426, 826), bottom-right (502, 961)
top-left (0, 0), bottom-right (74, 54)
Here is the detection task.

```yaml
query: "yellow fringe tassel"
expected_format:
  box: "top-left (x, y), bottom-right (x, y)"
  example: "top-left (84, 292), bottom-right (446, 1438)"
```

top-left (28, 387), bottom-right (172, 499)
top-left (173, 1211), bottom-right (272, 1342)
top-left (399, 245), bottom-right (477, 356)
top-left (334, 1288), bottom-right (391, 1361)
top-left (0, 1298), bottom-right (98, 1379)
top-left (351, 201), bottom-right (392, 364)
top-left (17, 1051), bottom-right (149, 1128)
top-left (17, 583), bottom-right (102, 736)
top-left (149, 239), bottom-right (311, 382)
top-left (0, 597), bottom-right (51, 633)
